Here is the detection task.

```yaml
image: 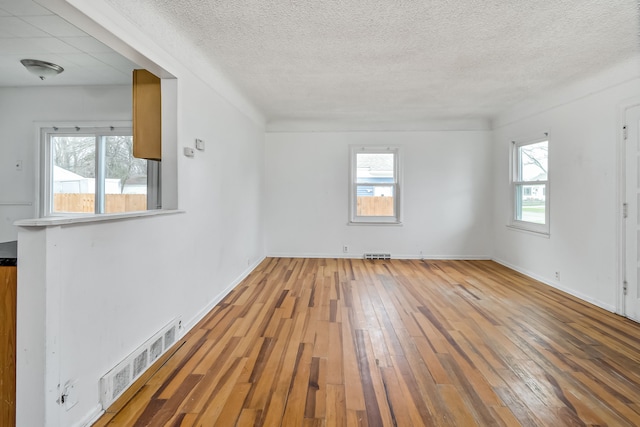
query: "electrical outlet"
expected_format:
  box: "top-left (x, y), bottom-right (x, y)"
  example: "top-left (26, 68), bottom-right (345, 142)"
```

top-left (555, 271), bottom-right (560, 281)
top-left (343, 245), bottom-right (348, 253)
top-left (15, 160), bottom-right (22, 171)
top-left (61, 380), bottom-right (78, 411)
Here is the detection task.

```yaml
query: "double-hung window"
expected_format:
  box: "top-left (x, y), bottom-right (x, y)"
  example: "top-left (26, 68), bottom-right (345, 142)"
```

top-left (511, 137), bottom-right (549, 234)
top-left (41, 126), bottom-right (160, 216)
top-left (350, 146), bottom-right (401, 224)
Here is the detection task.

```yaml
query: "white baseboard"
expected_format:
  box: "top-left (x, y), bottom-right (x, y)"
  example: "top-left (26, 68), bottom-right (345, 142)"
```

top-left (266, 252), bottom-right (360, 259)
top-left (182, 255), bottom-right (267, 334)
top-left (79, 256), bottom-right (266, 427)
top-left (267, 252), bottom-right (491, 260)
top-left (74, 404), bottom-right (103, 427)
top-left (492, 257), bottom-right (616, 313)
top-left (397, 254), bottom-right (492, 260)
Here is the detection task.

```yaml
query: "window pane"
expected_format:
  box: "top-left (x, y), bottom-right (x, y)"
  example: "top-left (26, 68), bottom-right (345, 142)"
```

top-left (52, 136), bottom-right (96, 213)
top-left (356, 185), bottom-right (394, 216)
top-left (516, 184), bottom-right (546, 224)
top-left (104, 135), bottom-right (147, 213)
top-left (356, 153), bottom-right (394, 183)
top-left (519, 141), bottom-right (548, 181)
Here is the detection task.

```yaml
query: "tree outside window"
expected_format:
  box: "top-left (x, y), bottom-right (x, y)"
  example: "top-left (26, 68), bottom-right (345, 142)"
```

top-left (512, 138), bottom-right (549, 234)
top-left (46, 128), bottom-right (151, 214)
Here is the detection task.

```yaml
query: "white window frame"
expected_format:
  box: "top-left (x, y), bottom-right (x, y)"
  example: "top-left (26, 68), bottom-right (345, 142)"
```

top-left (510, 136), bottom-right (550, 235)
top-left (40, 125), bottom-right (160, 217)
top-left (349, 146), bottom-right (401, 225)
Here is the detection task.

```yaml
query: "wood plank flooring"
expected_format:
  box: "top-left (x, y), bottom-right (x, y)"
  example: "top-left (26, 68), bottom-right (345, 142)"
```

top-left (94, 258), bottom-right (640, 426)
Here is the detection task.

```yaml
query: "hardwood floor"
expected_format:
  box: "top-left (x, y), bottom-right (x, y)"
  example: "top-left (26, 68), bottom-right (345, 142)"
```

top-left (1, 266), bottom-right (17, 427)
top-left (94, 258), bottom-right (640, 426)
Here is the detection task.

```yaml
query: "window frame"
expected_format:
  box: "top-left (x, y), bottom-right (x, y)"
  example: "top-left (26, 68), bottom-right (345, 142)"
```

top-left (40, 125), bottom-right (160, 217)
top-left (510, 136), bottom-right (550, 235)
top-left (349, 146), bottom-right (402, 225)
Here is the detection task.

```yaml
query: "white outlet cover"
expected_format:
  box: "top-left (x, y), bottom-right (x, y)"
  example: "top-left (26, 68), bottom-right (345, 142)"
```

top-left (63, 380), bottom-right (79, 411)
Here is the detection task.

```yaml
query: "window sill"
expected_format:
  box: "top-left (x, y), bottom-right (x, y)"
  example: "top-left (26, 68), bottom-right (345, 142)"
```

top-left (348, 221), bottom-right (403, 226)
top-left (15, 209), bottom-right (184, 228)
top-left (506, 224), bottom-right (550, 238)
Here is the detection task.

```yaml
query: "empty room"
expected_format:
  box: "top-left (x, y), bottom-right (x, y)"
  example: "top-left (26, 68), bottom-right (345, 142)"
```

top-left (1, 0), bottom-right (639, 426)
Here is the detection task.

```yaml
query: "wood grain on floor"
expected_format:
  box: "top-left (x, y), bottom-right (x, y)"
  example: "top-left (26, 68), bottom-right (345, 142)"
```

top-left (94, 258), bottom-right (640, 426)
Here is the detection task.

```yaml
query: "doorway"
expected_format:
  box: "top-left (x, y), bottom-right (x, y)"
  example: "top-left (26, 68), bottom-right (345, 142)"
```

top-left (623, 104), bottom-right (640, 321)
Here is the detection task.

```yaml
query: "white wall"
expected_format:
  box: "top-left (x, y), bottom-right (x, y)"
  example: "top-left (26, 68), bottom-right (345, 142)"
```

top-left (0, 85), bottom-right (131, 242)
top-left (265, 130), bottom-right (493, 259)
top-left (15, 2), bottom-right (266, 427)
top-left (12, 2), bottom-right (635, 426)
top-left (492, 58), bottom-right (640, 312)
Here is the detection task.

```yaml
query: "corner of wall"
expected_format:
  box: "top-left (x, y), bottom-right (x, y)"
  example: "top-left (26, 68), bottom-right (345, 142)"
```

top-left (493, 55), bottom-right (640, 129)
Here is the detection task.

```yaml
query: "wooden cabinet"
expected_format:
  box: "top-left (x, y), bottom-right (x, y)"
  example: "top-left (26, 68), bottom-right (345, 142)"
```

top-left (132, 69), bottom-right (161, 161)
top-left (0, 266), bottom-right (16, 427)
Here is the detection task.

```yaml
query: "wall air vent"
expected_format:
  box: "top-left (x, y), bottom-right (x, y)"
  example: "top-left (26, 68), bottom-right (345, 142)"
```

top-left (364, 253), bottom-right (391, 260)
top-left (99, 319), bottom-right (181, 409)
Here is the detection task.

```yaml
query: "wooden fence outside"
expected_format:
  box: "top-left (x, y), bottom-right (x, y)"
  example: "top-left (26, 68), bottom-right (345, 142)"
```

top-left (54, 194), bottom-right (389, 216)
top-left (54, 193), bottom-right (147, 213)
top-left (357, 196), bottom-right (394, 216)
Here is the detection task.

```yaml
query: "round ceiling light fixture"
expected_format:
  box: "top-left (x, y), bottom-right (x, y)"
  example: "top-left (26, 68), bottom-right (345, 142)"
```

top-left (20, 59), bottom-right (64, 80)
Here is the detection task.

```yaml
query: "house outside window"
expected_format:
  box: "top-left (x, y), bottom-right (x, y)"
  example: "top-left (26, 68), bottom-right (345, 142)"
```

top-left (349, 146), bottom-right (401, 224)
top-left (41, 126), bottom-right (160, 215)
top-left (511, 137), bottom-right (549, 234)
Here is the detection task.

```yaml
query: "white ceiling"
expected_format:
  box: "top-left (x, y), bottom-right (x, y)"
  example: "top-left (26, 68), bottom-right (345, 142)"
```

top-left (0, 0), bottom-right (137, 87)
top-left (1, 0), bottom-right (638, 124)
top-left (104, 0), bottom-right (640, 123)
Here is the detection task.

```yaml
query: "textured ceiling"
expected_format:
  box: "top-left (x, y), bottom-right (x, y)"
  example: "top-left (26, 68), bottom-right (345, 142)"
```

top-left (102, 0), bottom-right (640, 124)
top-left (0, 0), bottom-right (137, 87)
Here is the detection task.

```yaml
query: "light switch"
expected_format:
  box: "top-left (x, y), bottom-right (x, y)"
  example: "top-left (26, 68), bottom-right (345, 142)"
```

top-left (183, 147), bottom-right (195, 157)
top-left (195, 139), bottom-right (205, 151)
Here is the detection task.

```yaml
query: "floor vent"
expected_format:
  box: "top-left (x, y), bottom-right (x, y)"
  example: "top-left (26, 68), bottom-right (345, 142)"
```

top-left (364, 253), bottom-right (391, 260)
top-left (99, 319), bottom-right (180, 409)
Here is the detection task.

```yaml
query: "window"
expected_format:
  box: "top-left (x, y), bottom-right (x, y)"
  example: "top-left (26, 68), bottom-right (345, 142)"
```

top-left (350, 146), bottom-right (401, 224)
top-left (511, 137), bottom-right (549, 234)
top-left (41, 126), bottom-right (160, 216)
